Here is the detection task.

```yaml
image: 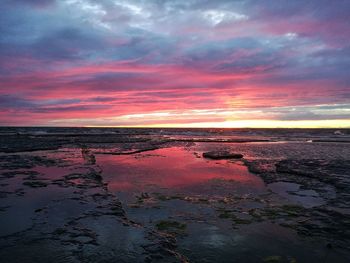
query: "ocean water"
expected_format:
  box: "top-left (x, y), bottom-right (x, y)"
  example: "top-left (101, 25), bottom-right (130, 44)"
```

top-left (1, 126), bottom-right (349, 141)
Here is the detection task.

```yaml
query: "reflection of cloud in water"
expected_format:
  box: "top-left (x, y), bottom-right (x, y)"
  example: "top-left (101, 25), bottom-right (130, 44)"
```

top-left (96, 147), bottom-right (265, 193)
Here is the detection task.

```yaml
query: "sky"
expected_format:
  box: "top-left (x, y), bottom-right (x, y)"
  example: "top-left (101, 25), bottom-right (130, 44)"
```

top-left (0, 0), bottom-right (349, 127)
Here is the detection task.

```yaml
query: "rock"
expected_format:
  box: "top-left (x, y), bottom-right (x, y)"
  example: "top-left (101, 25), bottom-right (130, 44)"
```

top-left (81, 146), bottom-right (96, 165)
top-left (87, 171), bottom-right (102, 181)
top-left (326, 243), bottom-right (333, 249)
top-left (263, 255), bottom-right (282, 263)
top-left (23, 181), bottom-right (48, 188)
top-left (202, 151), bottom-right (243, 160)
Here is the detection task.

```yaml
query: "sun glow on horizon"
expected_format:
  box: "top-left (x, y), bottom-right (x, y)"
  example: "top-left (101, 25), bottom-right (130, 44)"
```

top-left (84, 119), bottom-right (350, 129)
top-left (41, 104), bottom-right (350, 128)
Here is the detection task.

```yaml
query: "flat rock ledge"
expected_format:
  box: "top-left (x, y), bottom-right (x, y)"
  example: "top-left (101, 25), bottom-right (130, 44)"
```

top-left (202, 151), bottom-right (243, 160)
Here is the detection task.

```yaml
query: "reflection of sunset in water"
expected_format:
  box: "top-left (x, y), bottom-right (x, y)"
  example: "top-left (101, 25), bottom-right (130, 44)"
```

top-left (97, 147), bottom-right (264, 192)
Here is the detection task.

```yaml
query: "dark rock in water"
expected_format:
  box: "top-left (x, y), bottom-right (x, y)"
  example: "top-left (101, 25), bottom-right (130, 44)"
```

top-left (23, 181), bottom-right (48, 188)
top-left (87, 171), bottom-right (103, 181)
top-left (326, 243), bottom-right (333, 249)
top-left (202, 151), bottom-right (243, 160)
top-left (81, 146), bottom-right (96, 165)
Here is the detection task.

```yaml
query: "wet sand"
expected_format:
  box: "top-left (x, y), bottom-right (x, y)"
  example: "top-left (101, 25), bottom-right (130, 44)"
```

top-left (0, 128), bottom-right (349, 262)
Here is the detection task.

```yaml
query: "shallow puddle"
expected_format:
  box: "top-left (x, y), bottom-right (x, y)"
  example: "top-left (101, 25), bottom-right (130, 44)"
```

top-left (268, 182), bottom-right (326, 208)
top-left (94, 146), bottom-right (347, 263)
top-left (97, 146), bottom-right (265, 195)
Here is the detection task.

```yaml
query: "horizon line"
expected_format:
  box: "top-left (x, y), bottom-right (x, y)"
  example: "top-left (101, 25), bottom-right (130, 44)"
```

top-left (1, 126), bottom-right (349, 129)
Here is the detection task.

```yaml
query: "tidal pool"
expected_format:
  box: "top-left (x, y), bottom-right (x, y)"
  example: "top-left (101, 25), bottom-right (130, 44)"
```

top-left (0, 143), bottom-right (349, 263)
top-left (93, 146), bottom-right (346, 263)
top-left (97, 146), bottom-right (265, 194)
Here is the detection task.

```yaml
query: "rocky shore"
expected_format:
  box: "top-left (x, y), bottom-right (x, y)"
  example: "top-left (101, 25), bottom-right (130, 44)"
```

top-left (0, 128), bottom-right (349, 262)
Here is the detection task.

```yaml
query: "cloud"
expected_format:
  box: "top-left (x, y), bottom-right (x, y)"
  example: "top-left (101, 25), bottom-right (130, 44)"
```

top-left (0, 95), bottom-right (34, 109)
top-left (5, 0), bottom-right (56, 8)
top-left (1, 0), bottom-right (349, 126)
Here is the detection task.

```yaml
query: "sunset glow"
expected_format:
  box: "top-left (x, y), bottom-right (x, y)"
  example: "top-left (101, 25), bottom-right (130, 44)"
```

top-left (1, 0), bottom-right (350, 127)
